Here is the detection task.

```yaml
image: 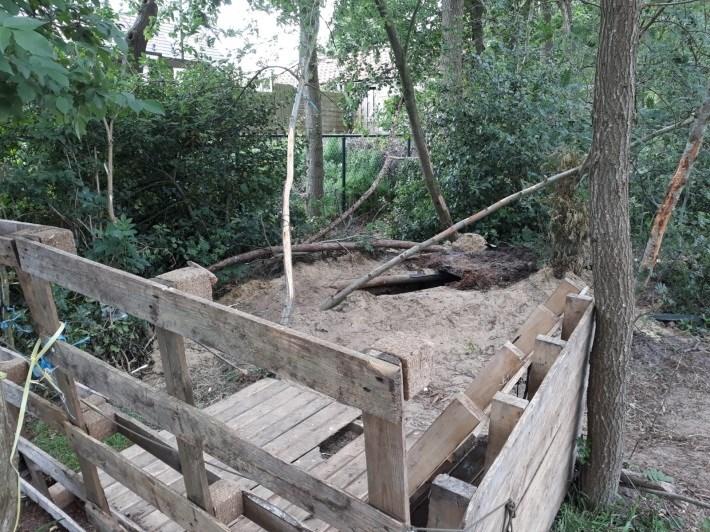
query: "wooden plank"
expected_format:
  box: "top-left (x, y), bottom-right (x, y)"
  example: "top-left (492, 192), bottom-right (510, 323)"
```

top-left (427, 474), bottom-right (476, 530)
top-left (406, 393), bottom-right (485, 495)
top-left (242, 492), bottom-right (314, 532)
top-left (20, 478), bottom-right (86, 532)
top-left (49, 342), bottom-right (408, 532)
top-left (405, 343), bottom-right (524, 495)
top-left (23, 455), bottom-right (52, 497)
top-left (1, 379), bottom-right (68, 431)
top-left (512, 304), bottom-right (557, 354)
top-left (154, 270), bottom-right (214, 514)
top-left (463, 304), bottom-right (595, 532)
top-left (362, 412), bottom-right (409, 523)
top-left (543, 275), bottom-right (585, 315)
top-left (16, 239), bottom-right (403, 423)
top-left (18, 437), bottom-right (86, 499)
top-left (561, 293), bottom-right (594, 340)
top-left (483, 393), bottom-right (528, 468)
top-left (64, 422), bottom-right (231, 532)
top-left (527, 335), bottom-right (566, 399)
top-left (0, 236), bottom-right (18, 267)
top-left (16, 269), bottom-right (113, 521)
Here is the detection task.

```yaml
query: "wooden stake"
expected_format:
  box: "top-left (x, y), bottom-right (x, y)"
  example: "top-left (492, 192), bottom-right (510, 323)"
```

top-left (562, 293), bottom-right (593, 340)
top-left (484, 392), bottom-right (528, 468)
top-left (527, 335), bottom-right (567, 399)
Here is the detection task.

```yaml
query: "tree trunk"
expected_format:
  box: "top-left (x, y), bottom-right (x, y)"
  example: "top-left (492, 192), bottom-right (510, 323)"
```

top-left (441, 0), bottom-right (465, 87)
top-left (372, 0), bottom-right (455, 232)
top-left (581, 0), bottom-right (640, 508)
top-left (557, 0), bottom-right (572, 34)
top-left (126, 0), bottom-right (158, 68)
top-left (638, 88), bottom-right (710, 284)
top-left (0, 391), bottom-right (18, 532)
top-left (300, 5), bottom-right (325, 218)
top-left (103, 118), bottom-right (117, 223)
top-left (541, 0), bottom-right (553, 57)
top-left (466, 0), bottom-right (485, 55)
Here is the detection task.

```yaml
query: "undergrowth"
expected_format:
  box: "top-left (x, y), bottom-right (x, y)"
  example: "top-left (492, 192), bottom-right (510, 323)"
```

top-left (553, 499), bottom-right (689, 531)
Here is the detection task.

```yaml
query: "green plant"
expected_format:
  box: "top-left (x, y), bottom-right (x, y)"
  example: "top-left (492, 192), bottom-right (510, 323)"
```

top-left (89, 216), bottom-right (148, 274)
top-left (554, 499), bottom-right (681, 531)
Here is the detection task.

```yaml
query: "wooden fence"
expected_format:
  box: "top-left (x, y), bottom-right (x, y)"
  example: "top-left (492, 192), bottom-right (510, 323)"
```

top-left (0, 219), bottom-right (595, 532)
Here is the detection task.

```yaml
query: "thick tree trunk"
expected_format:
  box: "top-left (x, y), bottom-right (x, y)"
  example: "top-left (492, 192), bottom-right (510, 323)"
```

top-left (581, 0), bottom-right (640, 508)
top-left (300, 5), bottom-right (325, 218)
top-left (541, 0), bottom-right (553, 57)
top-left (372, 0), bottom-right (456, 232)
top-left (557, 0), bottom-right (572, 33)
top-left (126, 0), bottom-right (158, 67)
top-left (638, 89), bottom-right (710, 283)
top-left (441, 0), bottom-right (465, 86)
top-left (466, 0), bottom-right (485, 55)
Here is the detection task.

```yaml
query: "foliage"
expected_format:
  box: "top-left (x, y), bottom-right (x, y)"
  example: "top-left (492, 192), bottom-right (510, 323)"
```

top-left (29, 419), bottom-right (131, 471)
top-left (553, 499), bottom-right (683, 531)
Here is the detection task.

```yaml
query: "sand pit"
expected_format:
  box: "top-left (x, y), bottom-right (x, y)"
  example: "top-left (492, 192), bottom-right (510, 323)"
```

top-left (216, 251), bottom-right (564, 430)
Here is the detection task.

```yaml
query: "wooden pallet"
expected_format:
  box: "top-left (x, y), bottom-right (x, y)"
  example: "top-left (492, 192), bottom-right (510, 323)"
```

top-left (102, 378), bottom-right (360, 530)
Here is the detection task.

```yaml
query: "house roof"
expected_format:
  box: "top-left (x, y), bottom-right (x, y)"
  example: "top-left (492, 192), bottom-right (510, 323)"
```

top-left (117, 14), bottom-right (230, 63)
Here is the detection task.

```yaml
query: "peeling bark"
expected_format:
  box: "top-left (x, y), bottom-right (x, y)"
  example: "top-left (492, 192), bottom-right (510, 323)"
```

top-left (639, 89), bottom-right (710, 283)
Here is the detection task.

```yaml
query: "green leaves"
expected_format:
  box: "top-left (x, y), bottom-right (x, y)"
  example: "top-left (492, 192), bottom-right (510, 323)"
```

top-left (11, 27), bottom-right (53, 56)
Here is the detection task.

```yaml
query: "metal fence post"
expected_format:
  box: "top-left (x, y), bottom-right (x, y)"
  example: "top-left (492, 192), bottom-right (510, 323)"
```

top-left (341, 135), bottom-right (347, 212)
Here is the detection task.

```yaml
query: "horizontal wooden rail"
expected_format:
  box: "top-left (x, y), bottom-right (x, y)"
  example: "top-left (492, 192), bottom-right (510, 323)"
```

top-left (14, 238), bottom-right (403, 423)
top-left (47, 341), bottom-right (407, 532)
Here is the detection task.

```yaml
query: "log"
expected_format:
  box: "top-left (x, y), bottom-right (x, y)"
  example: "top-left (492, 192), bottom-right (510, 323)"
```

top-left (329, 271), bottom-right (452, 290)
top-left (320, 166), bottom-right (581, 310)
top-left (208, 240), bottom-right (447, 272)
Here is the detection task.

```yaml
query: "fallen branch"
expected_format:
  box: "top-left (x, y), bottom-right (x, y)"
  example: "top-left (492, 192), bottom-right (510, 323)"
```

top-left (208, 239), bottom-right (447, 272)
top-left (304, 156), bottom-right (398, 244)
top-left (320, 166), bottom-right (580, 310)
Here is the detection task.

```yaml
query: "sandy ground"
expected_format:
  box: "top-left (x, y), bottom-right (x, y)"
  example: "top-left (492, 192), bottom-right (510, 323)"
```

top-left (217, 251), bottom-right (562, 430)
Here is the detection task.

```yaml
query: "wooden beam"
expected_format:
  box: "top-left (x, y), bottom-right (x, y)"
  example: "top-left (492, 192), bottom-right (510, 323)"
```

top-left (153, 269), bottom-right (215, 514)
top-left (1, 379), bottom-right (68, 432)
top-left (242, 492), bottom-right (314, 532)
top-left (512, 304), bottom-right (557, 354)
top-left (15, 268), bottom-right (113, 520)
top-left (543, 275), bottom-right (585, 315)
top-left (561, 293), bottom-right (593, 340)
top-left (484, 393), bottom-right (528, 468)
top-left (48, 342), bottom-right (408, 532)
top-left (20, 478), bottom-right (85, 532)
top-left (0, 236), bottom-right (18, 267)
top-left (527, 335), bottom-right (566, 399)
top-left (406, 343), bottom-right (523, 495)
top-left (363, 412), bottom-right (410, 523)
top-left (407, 393), bottom-right (485, 495)
top-left (18, 437), bottom-right (87, 501)
top-left (427, 474), bottom-right (476, 530)
top-left (462, 305), bottom-right (595, 532)
top-left (64, 422), bottom-right (231, 532)
top-left (15, 239), bottom-right (403, 423)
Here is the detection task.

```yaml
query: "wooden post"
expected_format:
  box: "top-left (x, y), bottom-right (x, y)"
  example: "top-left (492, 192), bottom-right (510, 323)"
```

top-left (561, 293), bottom-right (593, 341)
top-left (16, 270), bottom-right (113, 519)
top-left (362, 350), bottom-right (409, 523)
top-left (427, 474), bottom-right (476, 529)
top-left (484, 392), bottom-right (528, 468)
top-left (154, 267), bottom-right (215, 515)
top-left (527, 335), bottom-right (567, 399)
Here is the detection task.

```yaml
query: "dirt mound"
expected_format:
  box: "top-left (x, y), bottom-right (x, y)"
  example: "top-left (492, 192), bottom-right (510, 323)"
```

top-left (420, 247), bottom-right (538, 290)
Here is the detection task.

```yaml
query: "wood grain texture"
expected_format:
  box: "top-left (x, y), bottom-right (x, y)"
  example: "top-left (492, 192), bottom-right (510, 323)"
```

top-left (463, 304), bottom-right (594, 532)
top-left (16, 239), bottom-right (403, 422)
top-left (20, 478), bottom-right (85, 532)
top-left (64, 423), bottom-right (230, 532)
top-left (527, 335), bottom-right (566, 399)
top-left (49, 342), bottom-right (407, 532)
top-left (362, 413), bottom-right (410, 523)
top-left (427, 474), bottom-right (476, 530)
top-left (562, 294), bottom-right (593, 341)
top-left (483, 393), bottom-right (528, 468)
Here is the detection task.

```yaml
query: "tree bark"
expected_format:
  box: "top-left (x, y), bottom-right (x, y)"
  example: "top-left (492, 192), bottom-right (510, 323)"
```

top-left (300, 4), bottom-right (325, 218)
top-left (581, 0), bottom-right (640, 508)
top-left (638, 88), bottom-right (710, 284)
top-left (441, 0), bottom-right (465, 86)
top-left (126, 0), bottom-right (158, 67)
top-left (372, 0), bottom-right (456, 232)
top-left (557, 0), bottom-right (572, 34)
top-left (466, 0), bottom-right (485, 55)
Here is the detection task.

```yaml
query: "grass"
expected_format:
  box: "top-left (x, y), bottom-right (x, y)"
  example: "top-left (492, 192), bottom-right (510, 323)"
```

top-left (29, 419), bottom-right (132, 471)
top-left (553, 499), bottom-right (688, 532)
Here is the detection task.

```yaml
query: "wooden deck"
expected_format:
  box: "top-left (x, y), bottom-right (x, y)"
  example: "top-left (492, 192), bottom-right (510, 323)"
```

top-left (103, 378), bottom-right (362, 530)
